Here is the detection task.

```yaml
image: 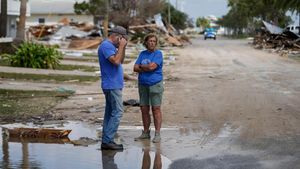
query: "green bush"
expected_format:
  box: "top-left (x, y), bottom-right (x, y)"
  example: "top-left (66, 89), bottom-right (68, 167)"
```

top-left (1, 42), bottom-right (62, 69)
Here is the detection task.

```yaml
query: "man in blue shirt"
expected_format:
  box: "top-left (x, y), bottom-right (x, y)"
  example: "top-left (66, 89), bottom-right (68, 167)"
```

top-left (98, 26), bottom-right (127, 150)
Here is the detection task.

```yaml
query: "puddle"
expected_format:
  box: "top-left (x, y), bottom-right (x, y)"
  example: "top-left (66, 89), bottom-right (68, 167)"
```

top-left (1, 121), bottom-right (298, 169)
top-left (0, 121), bottom-right (171, 169)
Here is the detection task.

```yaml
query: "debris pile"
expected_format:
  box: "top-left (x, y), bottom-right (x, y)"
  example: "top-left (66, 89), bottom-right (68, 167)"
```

top-left (28, 18), bottom-right (101, 50)
top-left (253, 21), bottom-right (300, 55)
top-left (28, 15), bottom-right (191, 50)
top-left (128, 22), bottom-right (191, 47)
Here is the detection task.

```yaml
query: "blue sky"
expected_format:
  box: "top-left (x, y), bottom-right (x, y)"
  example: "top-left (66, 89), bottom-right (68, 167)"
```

top-left (169, 0), bottom-right (299, 25)
top-left (169, 0), bottom-right (229, 19)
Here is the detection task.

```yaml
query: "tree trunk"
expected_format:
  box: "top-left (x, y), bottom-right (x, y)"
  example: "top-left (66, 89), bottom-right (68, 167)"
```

top-left (0, 0), bottom-right (8, 37)
top-left (298, 13), bottom-right (300, 35)
top-left (16, 0), bottom-right (27, 41)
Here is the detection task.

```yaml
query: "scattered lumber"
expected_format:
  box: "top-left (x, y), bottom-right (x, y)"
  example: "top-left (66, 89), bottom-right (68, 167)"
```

top-left (68, 38), bottom-right (102, 50)
top-left (3, 127), bottom-right (72, 139)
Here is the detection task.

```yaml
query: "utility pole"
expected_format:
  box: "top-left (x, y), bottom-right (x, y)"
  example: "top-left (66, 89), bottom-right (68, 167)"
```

top-left (298, 13), bottom-right (300, 35)
top-left (103, 0), bottom-right (109, 38)
top-left (168, 0), bottom-right (171, 24)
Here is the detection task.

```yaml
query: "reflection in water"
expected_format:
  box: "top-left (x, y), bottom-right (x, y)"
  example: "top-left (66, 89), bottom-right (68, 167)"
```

top-left (20, 142), bottom-right (28, 169)
top-left (100, 148), bottom-right (163, 169)
top-left (102, 150), bottom-right (121, 169)
top-left (142, 148), bottom-right (162, 169)
top-left (1, 132), bottom-right (42, 169)
top-left (2, 132), bottom-right (9, 169)
top-left (0, 122), bottom-right (171, 169)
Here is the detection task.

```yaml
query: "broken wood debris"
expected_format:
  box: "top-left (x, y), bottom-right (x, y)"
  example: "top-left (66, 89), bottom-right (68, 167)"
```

top-left (27, 14), bottom-right (191, 50)
top-left (2, 127), bottom-right (72, 139)
top-left (68, 37), bottom-right (102, 50)
top-left (253, 21), bottom-right (300, 55)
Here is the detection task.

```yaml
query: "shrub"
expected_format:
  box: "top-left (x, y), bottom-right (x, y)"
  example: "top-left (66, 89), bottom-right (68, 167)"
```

top-left (1, 42), bottom-right (62, 69)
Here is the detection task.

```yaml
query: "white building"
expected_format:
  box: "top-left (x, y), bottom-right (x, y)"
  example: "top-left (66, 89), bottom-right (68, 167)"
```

top-left (0, 0), bottom-right (30, 38)
top-left (27, 0), bottom-right (93, 26)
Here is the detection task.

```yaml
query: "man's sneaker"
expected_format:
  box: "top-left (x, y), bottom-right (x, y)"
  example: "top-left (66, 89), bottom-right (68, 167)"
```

top-left (134, 130), bottom-right (150, 141)
top-left (101, 142), bottom-right (123, 150)
top-left (152, 132), bottom-right (161, 143)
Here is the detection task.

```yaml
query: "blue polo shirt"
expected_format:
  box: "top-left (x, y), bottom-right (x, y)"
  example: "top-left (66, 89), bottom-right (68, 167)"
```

top-left (135, 50), bottom-right (163, 86)
top-left (98, 40), bottom-right (123, 89)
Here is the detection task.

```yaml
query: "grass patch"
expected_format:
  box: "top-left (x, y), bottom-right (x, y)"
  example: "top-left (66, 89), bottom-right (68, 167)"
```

top-left (0, 89), bottom-right (73, 122)
top-left (0, 59), bottom-right (99, 72)
top-left (0, 72), bottom-right (99, 83)
top-left (63, 57), bottom-right (99, 63)
top-left (83, 53), bottom-right (98, 57)
top-left (57, 64), bottom-right (99, 72)
top-left (0, 59), bottom-right (10, 66)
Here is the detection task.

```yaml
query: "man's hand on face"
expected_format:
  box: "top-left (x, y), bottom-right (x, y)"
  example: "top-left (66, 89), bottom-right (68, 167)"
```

top-left (119, 37), bottom-right (127, 48)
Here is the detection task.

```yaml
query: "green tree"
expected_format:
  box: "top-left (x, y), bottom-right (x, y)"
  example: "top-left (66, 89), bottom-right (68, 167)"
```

top-left (74, 0), bottom-right (163, 28)
top-left (161, 1), bottom-right (188, 30)
top-left (196, 17), bottom-right (210, 29)
top-left (275, 0), bottom-right (300, 33)
top-left (275, 0), bottom-right (300, 12)
top-left (219, 0), bottom-right (292, 35)
top-left (74, 0), bottom-right (106, 25)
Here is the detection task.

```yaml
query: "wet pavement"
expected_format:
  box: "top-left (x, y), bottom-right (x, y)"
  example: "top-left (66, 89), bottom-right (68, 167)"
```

top-left (0, 121), bottom-right (299, 169)
top-left (0, 121), bottom-right (171, 169)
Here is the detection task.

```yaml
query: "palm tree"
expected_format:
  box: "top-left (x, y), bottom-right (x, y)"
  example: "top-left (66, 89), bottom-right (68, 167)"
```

top-left (16, 0), bottom-right (27, 41)
top-left (0, 0), bottom-right (7, 37)
top-left (275, 0), bottom-right (300, 12)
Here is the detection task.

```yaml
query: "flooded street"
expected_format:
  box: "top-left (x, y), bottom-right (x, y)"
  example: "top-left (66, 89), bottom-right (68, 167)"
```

top-left (1, 37), bottom-right (300, 169)
top-left (0, 121), bottom-right (172, 169)
top-left (1, 120), bottom-right (299, 169)
top-left (1, 0), bottom-right (300, 167)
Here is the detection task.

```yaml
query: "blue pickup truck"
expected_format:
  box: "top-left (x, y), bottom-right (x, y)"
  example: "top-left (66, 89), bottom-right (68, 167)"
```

top-left (204, 28), bottom-right (217, 40)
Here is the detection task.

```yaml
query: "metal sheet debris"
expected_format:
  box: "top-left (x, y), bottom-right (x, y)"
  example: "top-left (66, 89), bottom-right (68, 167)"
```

top-left (262, 21), bottom-right (283, 35)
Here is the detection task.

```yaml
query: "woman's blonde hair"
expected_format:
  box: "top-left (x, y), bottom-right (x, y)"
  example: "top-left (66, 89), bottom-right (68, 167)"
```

top-left (143, 33), bottom-right (159, 49)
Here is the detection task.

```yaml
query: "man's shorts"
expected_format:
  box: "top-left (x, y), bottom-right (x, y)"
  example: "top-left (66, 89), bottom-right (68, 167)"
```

top-left (138, 81), bottom-right (164, 106)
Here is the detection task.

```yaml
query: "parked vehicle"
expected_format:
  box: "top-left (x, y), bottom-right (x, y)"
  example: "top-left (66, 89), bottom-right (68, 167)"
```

top-left (204, 28), bottom-right (217, 40)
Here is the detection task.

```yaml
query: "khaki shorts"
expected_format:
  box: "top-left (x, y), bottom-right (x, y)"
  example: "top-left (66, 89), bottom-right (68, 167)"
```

top-left (138, 81), bottom-right (164, 106)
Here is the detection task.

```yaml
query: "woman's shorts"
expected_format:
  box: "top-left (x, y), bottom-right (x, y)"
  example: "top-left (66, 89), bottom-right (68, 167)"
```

top-left (138, 81), bottom-right (164, 106)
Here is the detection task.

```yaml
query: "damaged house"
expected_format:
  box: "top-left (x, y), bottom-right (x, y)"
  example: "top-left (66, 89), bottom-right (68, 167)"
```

top-left (0, 0), bottom-right (30, 38)
top-left (26, 0), bottom-right (93, 26)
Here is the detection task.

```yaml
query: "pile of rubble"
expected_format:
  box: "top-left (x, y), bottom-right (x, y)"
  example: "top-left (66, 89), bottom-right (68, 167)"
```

top-left (28, 15), bottom-right (191, 50)
top-left (129, 23), bottom-right (191, 47)
top-left (253, 21), bottom-right (300, 55)
top-left (28, 18), bottom-right (102, 50)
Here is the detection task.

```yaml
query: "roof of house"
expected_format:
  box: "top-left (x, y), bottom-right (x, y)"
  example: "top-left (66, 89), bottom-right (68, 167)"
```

top-left (30, 0), bottom-right (85, 14)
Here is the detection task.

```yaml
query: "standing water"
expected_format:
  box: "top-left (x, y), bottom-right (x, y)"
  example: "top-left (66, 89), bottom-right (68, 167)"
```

top-left (0, 121), bottom-right (171, 169)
